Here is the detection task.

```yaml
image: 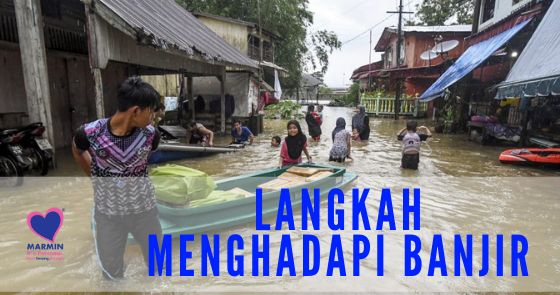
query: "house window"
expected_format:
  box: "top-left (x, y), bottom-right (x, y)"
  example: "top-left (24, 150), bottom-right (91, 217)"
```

top-left (482, 0), bottom-right (495, 23)
top-left (386, 49), bottom-right (393, 68)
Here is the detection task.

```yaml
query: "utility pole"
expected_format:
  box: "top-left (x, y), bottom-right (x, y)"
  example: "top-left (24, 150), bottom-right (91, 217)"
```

top-left (258, 0), bottom-right (263, 66)
top-left (388, 0), bottom-right (413, 120)
top-left (368, 30), bottom-right (372, 92)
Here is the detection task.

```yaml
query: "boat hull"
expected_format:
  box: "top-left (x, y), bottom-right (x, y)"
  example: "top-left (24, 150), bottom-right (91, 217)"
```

top-left (148, 150), bottom-right (211, 164)
top-left (148, 144), bottom-right (239, 164)
top-left (499, 148), bottom-right (560, 168)
top-left (126, 163), bottom-right (357, 243)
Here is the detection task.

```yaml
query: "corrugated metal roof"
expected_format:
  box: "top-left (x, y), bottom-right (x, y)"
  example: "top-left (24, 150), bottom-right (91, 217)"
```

top-left (386, 25), bottom-right (472, 33)
top-left (93, 0), bottom-right (257, 70)
top-left (375, 25), bottom-right (472, 52)
top-left (301, 73), bottom-right (322, 87)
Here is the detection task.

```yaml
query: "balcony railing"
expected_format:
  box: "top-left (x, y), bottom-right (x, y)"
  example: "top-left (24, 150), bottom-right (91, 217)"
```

top-left (360, 96), bottom-right (429, 117)
top-left (248, 44), bottom-right (273, 63)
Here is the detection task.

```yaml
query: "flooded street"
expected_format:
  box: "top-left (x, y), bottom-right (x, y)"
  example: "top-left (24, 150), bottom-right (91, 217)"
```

top-left (0, 105), bottom-right (559, 292)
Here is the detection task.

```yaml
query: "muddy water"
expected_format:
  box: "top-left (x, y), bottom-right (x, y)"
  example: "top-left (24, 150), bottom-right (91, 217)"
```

top-left (0, 106), bottom-right (559, 292)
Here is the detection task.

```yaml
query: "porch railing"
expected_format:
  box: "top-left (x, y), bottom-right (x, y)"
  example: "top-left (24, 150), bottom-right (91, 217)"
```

top-left (360, 96), bottom-right (428, 117)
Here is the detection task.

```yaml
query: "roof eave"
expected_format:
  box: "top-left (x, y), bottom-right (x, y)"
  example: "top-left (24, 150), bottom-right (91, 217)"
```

top-left (86, 0), bottom-right (258, 72)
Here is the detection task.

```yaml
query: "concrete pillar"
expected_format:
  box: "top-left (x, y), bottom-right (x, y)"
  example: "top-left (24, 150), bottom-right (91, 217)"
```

top-left (187, 75), bottom-right (194, 121)
top-left (219, 69), bottom-right (226, 133)
top-left (14, 0), bottom-right (54, 145)
top-left (93, 68), bottom-right (105, 119)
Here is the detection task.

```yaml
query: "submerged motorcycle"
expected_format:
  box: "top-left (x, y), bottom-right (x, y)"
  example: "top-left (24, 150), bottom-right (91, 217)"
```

top-left (0, 123), bottom-right (53, 186)
top-left (17, 122), bottom-right (53, 176)
top-left (0, 128), bottom-right (25, 186)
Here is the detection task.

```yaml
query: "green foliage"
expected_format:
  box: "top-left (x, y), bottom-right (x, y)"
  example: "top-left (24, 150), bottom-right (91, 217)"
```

top-left (362, 90), bottom-right (395, 99)
top-left (328, 82), bottom-right (359, 107)
top-left (264, 101), bottom-right (303, 119)
top-left (176, 0), bottom-right (341, 91)
top-left (311, 71), bottom-right (324, 81)
top-left (437, 99), bottom-right (457, 133)
top-left (328, 96), bottom-right (354, 107)
top-left (406, 0), bottom-right (474, 26)
top-left (318, 87), bottom-right (333, 94)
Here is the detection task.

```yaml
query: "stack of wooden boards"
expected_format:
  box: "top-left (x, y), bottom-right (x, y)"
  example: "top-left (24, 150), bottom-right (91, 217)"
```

top-left (256, 167), bottom-right (334, 193)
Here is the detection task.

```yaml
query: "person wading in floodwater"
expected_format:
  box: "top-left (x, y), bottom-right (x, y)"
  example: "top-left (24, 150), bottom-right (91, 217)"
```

top-left (305, 104), bottom-right (322, 141)
top-left (72, 76), bottom-right (162, 280)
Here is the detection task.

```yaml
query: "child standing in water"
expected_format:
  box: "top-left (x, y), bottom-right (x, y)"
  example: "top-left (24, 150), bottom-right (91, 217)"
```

top-left (316, 105), bottom-right (324, 126)
top-left (279, 120), bottom-right (312, 168)
top-left (351, 128), bottom-right (362, 142)
top-left (397, 120), bottom-right (432, 170)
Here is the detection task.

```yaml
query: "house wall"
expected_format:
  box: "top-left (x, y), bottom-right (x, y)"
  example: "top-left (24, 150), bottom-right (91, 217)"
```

top-left (384, 34), bottom-right (469, 69)
top-left (46, 53), bottom-right (97, 147)
top-left (0, 44), bottom-right (99, 147)
top-left (478, 0), bottom-right (532, 32)
top-left (0, 0), bottom-right (97, 148)
top-left (196, 17), bottom-right (249, 55)
top-left (142, 74), bottom-right (181, 97)
top-left (405, 35), bottom-right (467, 68)
top-left (191, 72), bottom-right (252, 117)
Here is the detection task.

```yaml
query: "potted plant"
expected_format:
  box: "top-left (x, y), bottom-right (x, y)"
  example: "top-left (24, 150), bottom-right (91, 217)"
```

top-left (443, 105), bottom-right (458, 133)
top-left (435, 104), bottom-right (457, 133)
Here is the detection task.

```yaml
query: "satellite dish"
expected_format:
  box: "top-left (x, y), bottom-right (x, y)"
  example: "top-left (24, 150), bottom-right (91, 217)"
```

top-left (420, 50), bottom-right (439, 61)
top-left (431, 40), bottom-right (459, 54)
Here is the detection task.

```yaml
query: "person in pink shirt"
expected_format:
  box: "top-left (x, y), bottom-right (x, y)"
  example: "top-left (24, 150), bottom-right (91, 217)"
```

top-left (278, 120), bottom-right (312, 168)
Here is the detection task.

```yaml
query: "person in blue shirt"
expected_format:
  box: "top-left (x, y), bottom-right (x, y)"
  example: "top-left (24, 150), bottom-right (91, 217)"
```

top-left (231, 120), bottom-right (254, 145)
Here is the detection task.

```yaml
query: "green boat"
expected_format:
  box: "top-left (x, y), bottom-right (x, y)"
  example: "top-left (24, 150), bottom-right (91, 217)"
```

top-left (127, 163), bottom-right (357, 244)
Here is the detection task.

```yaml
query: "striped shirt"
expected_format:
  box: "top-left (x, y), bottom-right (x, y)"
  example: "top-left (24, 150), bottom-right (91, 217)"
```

top-left (401, 132), bottom-right (428, 154)
top-left (74, 118), bottom-right (160, 215)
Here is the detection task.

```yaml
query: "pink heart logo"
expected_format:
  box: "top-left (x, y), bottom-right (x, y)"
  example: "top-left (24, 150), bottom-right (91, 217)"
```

top-left (27, 208), bottom-right (64, 243)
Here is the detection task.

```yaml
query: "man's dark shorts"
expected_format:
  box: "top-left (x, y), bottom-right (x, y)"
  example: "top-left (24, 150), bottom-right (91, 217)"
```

top-left (94, 206), bottom-right (162, 279)
top-left (401, 153), bottom-right (420, 170)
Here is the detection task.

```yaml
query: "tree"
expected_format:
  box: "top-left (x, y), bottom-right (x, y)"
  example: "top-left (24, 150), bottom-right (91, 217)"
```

top-left (406, 0), bottom-right (474, 26)
top-left (311, 71), bottom-right (324, 81)
top-left (175, 0), bottom-right (341, 91)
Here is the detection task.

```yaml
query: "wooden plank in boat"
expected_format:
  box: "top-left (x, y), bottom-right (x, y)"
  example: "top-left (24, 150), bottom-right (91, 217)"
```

top-left (257, 178), bottom-right (292, 193)
top-left (257, 177), bottom-right (308, 193)
top-left (227, 187), bottom-right (255, 198)
top-left (305, 171), bottom-right (333, 182)
top-left (278, 172), bottom-right (306, 180)
top-left (286, 167), bottom-right (320, 177)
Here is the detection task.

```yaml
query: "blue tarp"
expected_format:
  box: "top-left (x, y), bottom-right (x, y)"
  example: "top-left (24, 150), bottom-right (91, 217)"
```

top-left (419, 19), bottom-right (532, 102)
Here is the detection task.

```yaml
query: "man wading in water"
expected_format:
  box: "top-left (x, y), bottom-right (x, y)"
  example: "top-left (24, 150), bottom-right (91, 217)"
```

top-left (72, 77), bottom-right (162, 279)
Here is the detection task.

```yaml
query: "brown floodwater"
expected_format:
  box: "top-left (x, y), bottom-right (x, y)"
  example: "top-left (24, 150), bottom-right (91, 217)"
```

top-left (0, 105), bottom-right (558, 292)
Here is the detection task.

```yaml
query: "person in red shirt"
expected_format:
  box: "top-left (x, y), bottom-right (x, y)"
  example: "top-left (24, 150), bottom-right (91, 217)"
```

top-left (305, 104), bottom-right (322, 141)
top-left (278, 120), bottom-right (312, 168)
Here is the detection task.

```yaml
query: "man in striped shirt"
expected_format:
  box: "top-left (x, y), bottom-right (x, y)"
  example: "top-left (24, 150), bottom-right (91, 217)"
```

top-left (72, 76), bottom-right (162, 280)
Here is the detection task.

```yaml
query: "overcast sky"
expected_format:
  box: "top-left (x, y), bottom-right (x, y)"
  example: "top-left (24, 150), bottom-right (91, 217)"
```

top-left (307, 0), bottom-right (424, 88)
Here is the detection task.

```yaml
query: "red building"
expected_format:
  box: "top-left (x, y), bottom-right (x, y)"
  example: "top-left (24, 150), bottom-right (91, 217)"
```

top-left (373, 25), bottom-right (472, 97)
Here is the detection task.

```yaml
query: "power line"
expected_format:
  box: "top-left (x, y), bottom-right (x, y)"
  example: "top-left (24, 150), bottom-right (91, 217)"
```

top-left (341, 14), bottom-right (394, 46)
top-left (313, 0), bottom-right (370, 30)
